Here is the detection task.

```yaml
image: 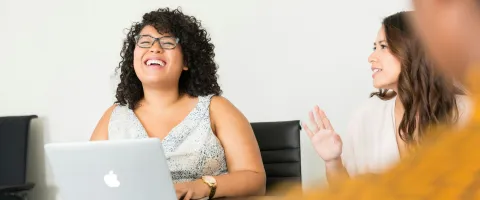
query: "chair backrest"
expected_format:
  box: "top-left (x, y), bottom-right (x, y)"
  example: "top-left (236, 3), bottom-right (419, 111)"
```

top-left (0, 115), bottom-right (37, 186)
top-left (250, 120), bottom-right (302, 195)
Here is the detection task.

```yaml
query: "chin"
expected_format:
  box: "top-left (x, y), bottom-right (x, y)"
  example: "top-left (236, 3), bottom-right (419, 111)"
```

top-left (138, 77), bottom-right (166, 86)
top-left (373, 79), bottom-right (397, 90)
top-left (373, 82), bottom-right (383, 89)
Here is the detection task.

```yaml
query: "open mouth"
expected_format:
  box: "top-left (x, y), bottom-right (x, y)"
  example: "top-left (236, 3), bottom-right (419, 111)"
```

top-left (145, 59), bottom-right (166, 67)
top-left (372, 68), bottom-right (382, 77)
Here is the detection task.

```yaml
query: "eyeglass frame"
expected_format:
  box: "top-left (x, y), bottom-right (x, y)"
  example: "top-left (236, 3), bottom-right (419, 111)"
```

top-left (134, 35), bottom-right (180, 49)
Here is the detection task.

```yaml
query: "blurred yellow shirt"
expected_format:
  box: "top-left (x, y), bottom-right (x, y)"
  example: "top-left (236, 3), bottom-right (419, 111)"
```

top-left (283, 66), bottom-right (480, 200)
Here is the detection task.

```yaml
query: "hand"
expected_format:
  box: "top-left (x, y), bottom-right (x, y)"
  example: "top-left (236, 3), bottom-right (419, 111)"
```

top-left (175, 179), bottom-right (210, 200)
top-left (302, 106), bottom-right (343, 163)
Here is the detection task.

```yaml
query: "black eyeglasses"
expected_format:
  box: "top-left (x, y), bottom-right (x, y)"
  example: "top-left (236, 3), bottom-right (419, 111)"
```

top-left (134, 35), bottom-right (180, 49)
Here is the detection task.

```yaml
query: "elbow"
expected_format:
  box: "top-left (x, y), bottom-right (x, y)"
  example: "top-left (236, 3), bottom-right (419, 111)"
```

top-left (238, 170), bottom-right (266, 196)
top-left (252, 171), bottom-right (267, 196)
top-left (256, 187), bottom-right (266, 196)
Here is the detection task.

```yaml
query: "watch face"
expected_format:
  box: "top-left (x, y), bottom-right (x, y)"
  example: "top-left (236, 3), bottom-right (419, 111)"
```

top-left (203, 176), bottom-right (216, 185)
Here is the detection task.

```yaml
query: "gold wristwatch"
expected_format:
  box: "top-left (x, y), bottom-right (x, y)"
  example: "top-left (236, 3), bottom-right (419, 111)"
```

top-left (201, 176), bottom-right (217, 199)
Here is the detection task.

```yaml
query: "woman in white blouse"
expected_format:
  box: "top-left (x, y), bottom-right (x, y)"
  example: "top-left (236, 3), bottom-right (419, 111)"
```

top-left (303, 11), bottom-right (471, 184)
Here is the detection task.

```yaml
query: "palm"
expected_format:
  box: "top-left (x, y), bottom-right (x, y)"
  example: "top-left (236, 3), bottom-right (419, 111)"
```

top-left (303, 106), bottom-right (343, 162)
top-left (310, 129), bottom-right (342, 161)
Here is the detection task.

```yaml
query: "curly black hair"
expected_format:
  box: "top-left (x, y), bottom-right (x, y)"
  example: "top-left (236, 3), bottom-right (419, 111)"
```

top-left (115, 7), bottom-right (222, 109)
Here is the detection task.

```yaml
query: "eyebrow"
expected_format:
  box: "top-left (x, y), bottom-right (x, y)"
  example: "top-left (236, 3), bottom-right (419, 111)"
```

top-left (374, 40), bottom-right (387, 45)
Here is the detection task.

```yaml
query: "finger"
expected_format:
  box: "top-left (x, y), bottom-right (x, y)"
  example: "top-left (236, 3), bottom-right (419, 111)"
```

top-left (314, 106), bottom-right (326, 130)
top-left (323, 117), bottom-right (334, 131)
top-left (174, 184), bottom-right (184, 200)
top-left (177, 192), bottom-right (185, 200)
top-left (316, 106), bottom-right (335, 131)
top-left (302, 122), bottom-right (314, 139)
top-left (183, 190), bottom-right (193, 200)
top-left (308, 111), bottom-right (319, 132)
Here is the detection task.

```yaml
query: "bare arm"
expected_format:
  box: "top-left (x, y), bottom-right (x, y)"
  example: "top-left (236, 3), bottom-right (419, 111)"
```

top-left (208, 96), bottom-right (266, 198)
top-left (90, 104), bottom-right (116, 141)
top-left (325, 158), bottom-right (350, 185)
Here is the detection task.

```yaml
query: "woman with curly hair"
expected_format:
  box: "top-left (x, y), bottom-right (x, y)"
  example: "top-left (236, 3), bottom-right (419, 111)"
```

top-left (302, 11), bottom-right (471, 185)
top-left (90, 8), bottom-right (266, 199)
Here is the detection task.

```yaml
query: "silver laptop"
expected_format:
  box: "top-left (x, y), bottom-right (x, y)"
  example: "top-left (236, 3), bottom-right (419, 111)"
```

top-left (44, 138), bottom-right (177, 200)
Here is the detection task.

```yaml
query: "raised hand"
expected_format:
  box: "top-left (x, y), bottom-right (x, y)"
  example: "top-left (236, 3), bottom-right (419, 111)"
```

top-left (302, 106), bottom-right (343, 162)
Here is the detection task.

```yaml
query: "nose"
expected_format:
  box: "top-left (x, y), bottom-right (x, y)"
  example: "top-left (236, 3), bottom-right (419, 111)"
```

top-left (149, 40), bottom-right (163, 54)
top-left (368, 50), bottom-right (378, 64)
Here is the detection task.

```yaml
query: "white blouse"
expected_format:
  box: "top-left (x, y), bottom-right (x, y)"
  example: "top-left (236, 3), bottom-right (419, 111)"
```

top-left (341, 95), bottom-right (472, 177)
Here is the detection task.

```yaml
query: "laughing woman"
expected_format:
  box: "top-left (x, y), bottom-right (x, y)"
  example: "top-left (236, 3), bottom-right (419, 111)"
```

top-left (90, 8), bottom-right (266, 200)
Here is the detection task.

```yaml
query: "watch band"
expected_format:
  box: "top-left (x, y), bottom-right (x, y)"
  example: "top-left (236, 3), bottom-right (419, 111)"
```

top-left (208, 185), bottom-right (216, 199)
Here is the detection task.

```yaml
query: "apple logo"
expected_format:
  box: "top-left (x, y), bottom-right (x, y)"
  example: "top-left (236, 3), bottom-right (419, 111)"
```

top-left (104, 170), bottom-right (120, 188)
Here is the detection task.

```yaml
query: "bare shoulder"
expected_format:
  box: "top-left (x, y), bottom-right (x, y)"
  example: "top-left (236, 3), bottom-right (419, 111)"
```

top-left (210, 95), bottom-right (237, 110)
top-left (209, 95), bottom-right (246, 121)
top-left (209, 95), bottom-right (251, 134)
top-left (90, 104), bottom-right (118, 141)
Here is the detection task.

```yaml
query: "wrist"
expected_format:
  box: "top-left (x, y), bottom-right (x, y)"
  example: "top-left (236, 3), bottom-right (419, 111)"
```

top-left (324, 157), bottom-right (343, 169)
top-left (196, 179), bottom-right (211, 197)
top-left (200, 176), bottom-right (217, 199)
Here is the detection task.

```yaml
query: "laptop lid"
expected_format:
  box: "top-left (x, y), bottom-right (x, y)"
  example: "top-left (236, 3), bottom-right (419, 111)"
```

top-left (44, 138), bottom-right (176, 200)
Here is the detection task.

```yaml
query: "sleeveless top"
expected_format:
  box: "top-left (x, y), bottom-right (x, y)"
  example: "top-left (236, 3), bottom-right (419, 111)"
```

top-left (107, 94), bottom-right (228, 183)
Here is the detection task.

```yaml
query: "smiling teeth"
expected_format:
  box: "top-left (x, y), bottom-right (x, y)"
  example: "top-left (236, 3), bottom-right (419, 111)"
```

top-left (146, 60), bottom-right (165, 66)
top-left (373, 69), bottom-right (382, 73)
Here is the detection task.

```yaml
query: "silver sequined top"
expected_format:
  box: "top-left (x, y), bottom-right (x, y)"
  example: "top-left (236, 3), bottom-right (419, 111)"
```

top-left (107, 94), bottom-right (228, 183)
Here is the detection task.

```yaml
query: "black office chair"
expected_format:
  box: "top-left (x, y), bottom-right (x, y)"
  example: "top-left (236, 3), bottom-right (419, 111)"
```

top-left (0, 115), bottom-right (38, 200)
top-left (250, 120), bottom-right (302, 196)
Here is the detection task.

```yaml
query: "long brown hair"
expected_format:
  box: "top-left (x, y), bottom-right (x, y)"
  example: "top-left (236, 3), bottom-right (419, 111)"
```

top-left (371, 11), bottom-right (464, 145)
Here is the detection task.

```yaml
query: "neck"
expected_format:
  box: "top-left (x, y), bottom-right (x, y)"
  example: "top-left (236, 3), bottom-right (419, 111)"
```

top-left (141, 85), bottom-right (182, 109)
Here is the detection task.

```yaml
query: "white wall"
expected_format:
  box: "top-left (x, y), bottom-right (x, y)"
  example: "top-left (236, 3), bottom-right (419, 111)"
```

top-left (0, 0), bottom-right (411, 199)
